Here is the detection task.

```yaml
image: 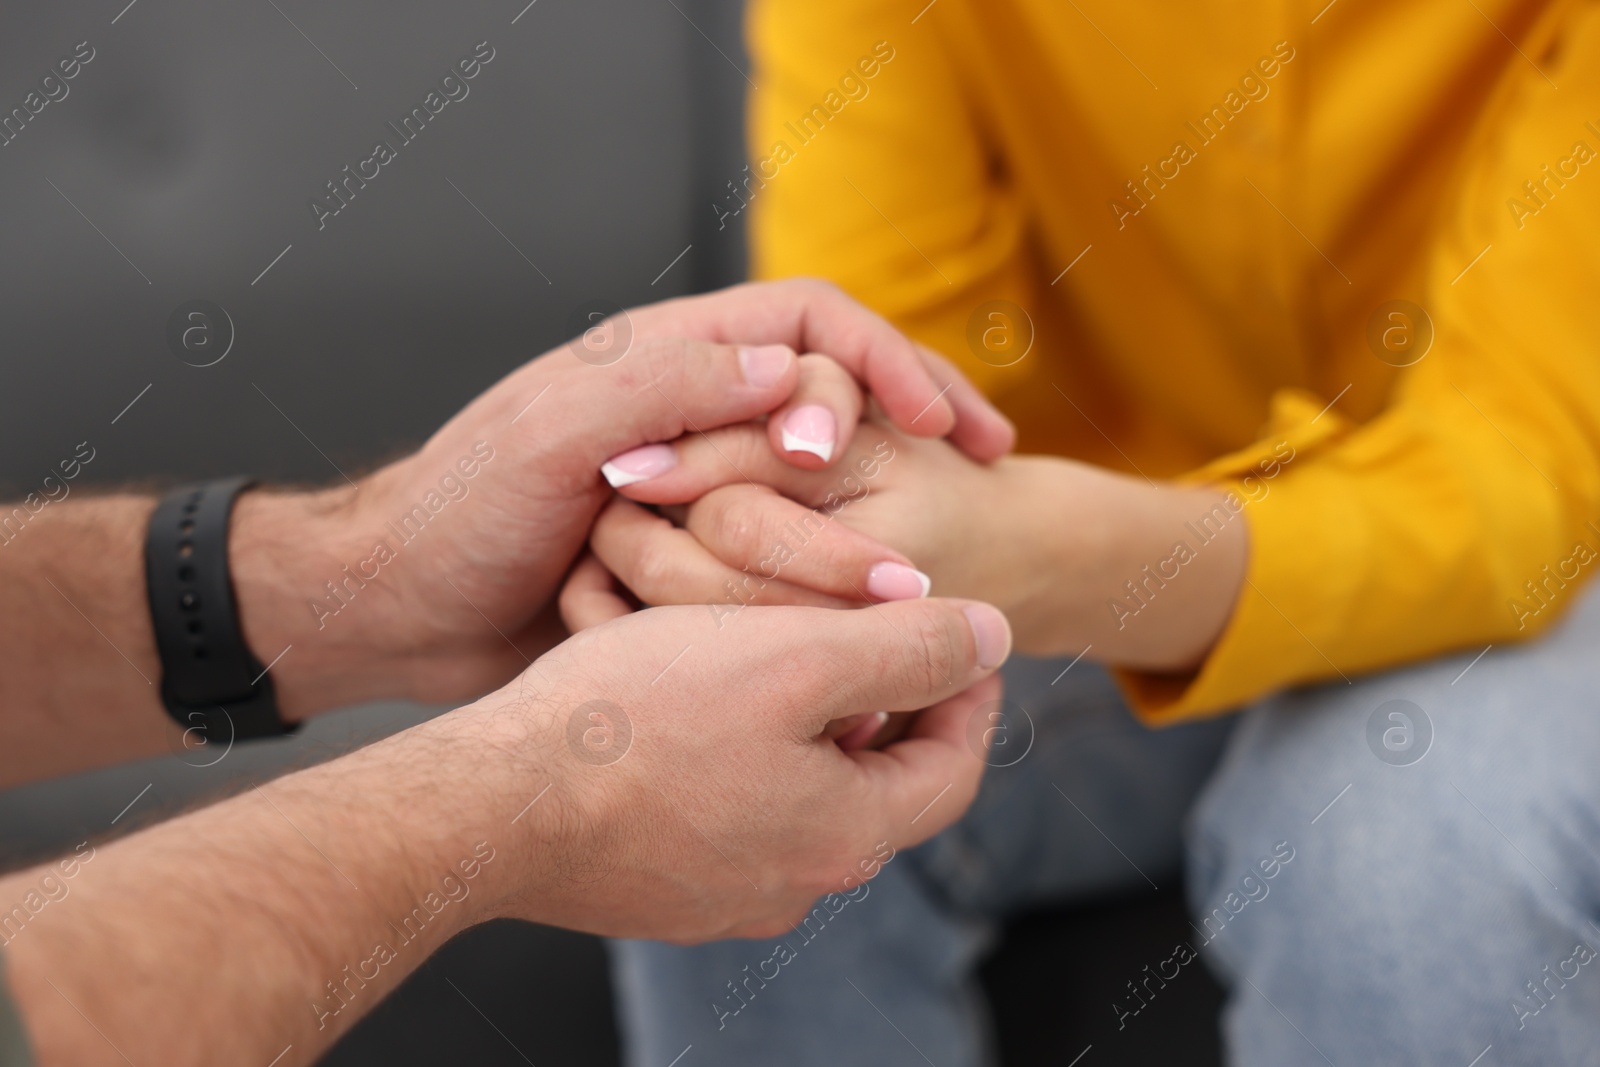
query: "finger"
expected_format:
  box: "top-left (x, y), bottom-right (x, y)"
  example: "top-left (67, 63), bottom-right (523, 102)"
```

top-left (626, 278), bottom-right (957, 438)
top-left (767, 354), bottom-right (865, 470)
top-left (685, 484), bottom-right (929, 602)
top-left (601, 423), bottom-right (833, 507)
top-left (861, 672), bottom-right (1003, 846)
top-left (755, 598), bottom-right (1012, 734)
top-left (917, 344), bottom-right (1017, 463)
top-left (489, 336), bottom-right (800, 486)
top-left (558, 552), bottom-right (635, 631)
top-left (589, 495), bottom-right (855, 612)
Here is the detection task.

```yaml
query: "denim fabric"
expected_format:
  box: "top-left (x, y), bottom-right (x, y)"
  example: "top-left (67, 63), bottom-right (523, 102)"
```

top-left (611, 583), bottom-right (1600, 1066)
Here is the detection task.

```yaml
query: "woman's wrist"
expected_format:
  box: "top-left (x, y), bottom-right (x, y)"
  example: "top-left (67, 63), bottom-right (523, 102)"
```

top-left (999, 457), bottom-right (1248, 670)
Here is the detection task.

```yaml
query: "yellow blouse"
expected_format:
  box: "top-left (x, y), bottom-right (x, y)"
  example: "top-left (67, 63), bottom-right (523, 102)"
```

top-left (743, 0), bottom-right (1600, 721)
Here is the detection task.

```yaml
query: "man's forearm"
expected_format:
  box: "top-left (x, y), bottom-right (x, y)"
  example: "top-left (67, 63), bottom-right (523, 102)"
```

top-left (0, 487), bottom-right (412, 787)
top-left (0, 705), bottom-right (537, 1065)
top-left (0, 495), bottom-right (166, 784)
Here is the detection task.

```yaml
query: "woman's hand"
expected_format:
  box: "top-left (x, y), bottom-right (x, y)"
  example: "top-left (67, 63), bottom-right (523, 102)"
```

top-left (565, 421), bottom-right (1250, 671)
top-left (565, 422), bottom-right (1052, 632)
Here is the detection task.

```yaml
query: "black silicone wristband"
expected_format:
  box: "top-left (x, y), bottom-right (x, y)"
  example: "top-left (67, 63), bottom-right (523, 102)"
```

top-left (145, 478), bottom-right (294, 741)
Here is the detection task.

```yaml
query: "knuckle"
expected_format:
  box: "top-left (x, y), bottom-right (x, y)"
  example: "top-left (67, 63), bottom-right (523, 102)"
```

top-left (902, 609), bottom-right (963, 697)
top-left (704, 487), bottom-right (774, 558)
top-left (629, 539), bottom-right (681, 599)
top-left (629, 336), bottom-right (691, 396)
top-left (809, 526), bottom-right (869, 578)
top-left (732, 424), bottom-right (783, 471)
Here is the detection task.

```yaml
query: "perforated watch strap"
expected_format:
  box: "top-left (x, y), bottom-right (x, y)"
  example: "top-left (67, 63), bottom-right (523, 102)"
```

top-left (145, 478), bottom-right (292, 741)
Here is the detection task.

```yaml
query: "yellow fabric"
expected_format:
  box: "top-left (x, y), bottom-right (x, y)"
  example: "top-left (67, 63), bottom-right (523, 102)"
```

top-left (745, 0), bottom-right (1600, 721)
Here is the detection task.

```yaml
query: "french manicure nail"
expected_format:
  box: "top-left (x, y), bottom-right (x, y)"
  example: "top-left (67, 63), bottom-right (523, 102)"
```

top-left (963, 604), bottom-right (1013, 670)
top-left (781, 404), bottom-right (837, 462)
top-left (866, 561), bottom-right (932, 601)
top-left (739, 343), bottom-right (794, 388)
top-left (600, 443), bottom-right (676, 488)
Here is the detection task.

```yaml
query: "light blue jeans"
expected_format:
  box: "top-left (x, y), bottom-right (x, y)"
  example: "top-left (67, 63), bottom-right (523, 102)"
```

top-left (611, 582), bottom-right (1600, 1066)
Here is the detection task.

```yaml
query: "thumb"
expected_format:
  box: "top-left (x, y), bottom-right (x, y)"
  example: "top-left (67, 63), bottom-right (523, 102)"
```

top-left (467, 336), bottom-right (800, 481)
top-left (748, 598), bottom-right (1013, 731)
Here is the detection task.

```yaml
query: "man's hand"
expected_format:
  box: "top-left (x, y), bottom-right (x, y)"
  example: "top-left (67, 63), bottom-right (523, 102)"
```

top-left (234, 279), bottom-right (1016, 716)
top-left (233, 333), bottom-right (817, 714)
top-left (478, 597), bottom-right (1011, 941)
top-left (0, 597), bottom-right (1011, 1065)
top-left (616, 282), bottom-right (1015, 465)
top-left (0, 280), bottom-right (1014, 785)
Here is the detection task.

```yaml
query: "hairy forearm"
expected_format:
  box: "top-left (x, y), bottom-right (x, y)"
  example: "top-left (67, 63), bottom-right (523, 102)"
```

top-left (0, 487), bottom-right (415, 788)
top-left (0, 495), bottom-right (167, 784)
top-left (1003, 457), bottom-right (1248, 670)
top-left (0, 707), bottom-right (535, 1065)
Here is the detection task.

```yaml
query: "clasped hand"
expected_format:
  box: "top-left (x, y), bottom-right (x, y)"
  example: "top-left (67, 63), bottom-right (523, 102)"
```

top-left (322, 279), bottom-right (1024, 941)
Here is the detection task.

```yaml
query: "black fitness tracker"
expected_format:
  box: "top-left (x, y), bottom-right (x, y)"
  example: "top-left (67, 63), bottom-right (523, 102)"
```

top-left (145, 478), bottom-right (294, 741)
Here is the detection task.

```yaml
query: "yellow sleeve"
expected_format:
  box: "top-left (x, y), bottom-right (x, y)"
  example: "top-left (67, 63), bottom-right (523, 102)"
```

top-left (1122, 7), bottom-right (1600, 719)
top-left (744, 0), bottom-right (1040, 399)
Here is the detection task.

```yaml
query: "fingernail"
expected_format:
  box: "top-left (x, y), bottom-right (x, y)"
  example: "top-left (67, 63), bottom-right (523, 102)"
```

top-left (780, 404), bottom-right (837, 462)
top-left (738, 343), bottom-right (794, 388)
top-left (600, 443), bottom-right (676, 488)
top-left (866, 561), bottom-right (931, 601)
top-left (963, 604), bottom-right (1012, 670)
